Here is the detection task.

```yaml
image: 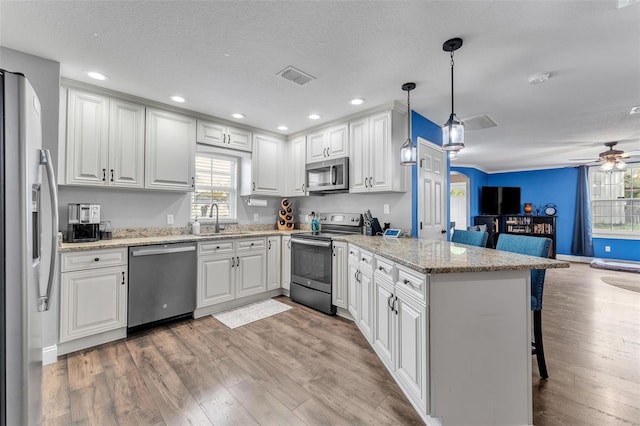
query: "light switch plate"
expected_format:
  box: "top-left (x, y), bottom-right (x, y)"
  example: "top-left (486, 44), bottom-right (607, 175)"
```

top-left (254, 213), bottom-right (259, 221)
top-left (384, 204), bottom-right (390, 214)
top-left (167, 214), bottom-right (174, 224)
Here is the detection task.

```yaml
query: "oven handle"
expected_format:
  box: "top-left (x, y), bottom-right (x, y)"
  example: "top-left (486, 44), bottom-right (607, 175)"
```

top-left (291, 239), bottom-right (332, 248)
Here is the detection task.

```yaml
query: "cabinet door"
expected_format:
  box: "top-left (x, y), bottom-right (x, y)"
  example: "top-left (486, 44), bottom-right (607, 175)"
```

top-left (196, 120), bottom-right (226, 147)
top-left (349, 117), bottom-right (369, 193)
top-left (109, 99), bottom-right (145, 188)
top-left (252, 134), bottom-right (283, 195)
top-left (395, 289), bottom-right (428, 411)
top-left (331, 241), bottom-right (348, 309)
top-left (236, 250), bottom-right (267, 298)
top-left (281, 236), bottom-right (291, 290)
top-left (358, 265), bottom-right (374, 343)
top-left (267, 237), bottom-right (282, 290)
top-left (60, 265), bottom-right (127, 342)
top-left (306, 131), bottom-right (327, 163)
top-left (374, 277), bottom-right (395, 370)
top-left (347, 260), bottom-right (360, 320)
top-left (327, 124), bottom-right (348, 159)
top-left (145, 108), bottom-right (196, 191)
top-left (197, 255), bottom-right (235, 307)
top-left (286, 136), bottom-right (307, 196)
top-left (65, 89), bottom-right (109, 186)
top-left (226, 126), bottom-right (253, 152)
top-left (369, 111), bottom-right (392, 191)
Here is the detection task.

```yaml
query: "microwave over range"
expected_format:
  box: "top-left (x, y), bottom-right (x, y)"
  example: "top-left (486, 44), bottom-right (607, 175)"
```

top-left (306, 157), bottom-right (349, 194)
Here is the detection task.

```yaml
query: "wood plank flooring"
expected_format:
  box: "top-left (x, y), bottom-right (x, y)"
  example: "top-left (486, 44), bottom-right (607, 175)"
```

top-left (43, 262), bottom-right (640, 425)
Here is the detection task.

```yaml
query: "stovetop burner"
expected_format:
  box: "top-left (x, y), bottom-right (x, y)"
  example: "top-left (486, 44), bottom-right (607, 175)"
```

top-left (291, 212), bottom-right (363, 241)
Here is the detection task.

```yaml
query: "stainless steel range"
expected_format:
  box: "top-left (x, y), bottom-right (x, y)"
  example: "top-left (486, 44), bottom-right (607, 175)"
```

top-left (290, 212), bottom-right (362, 315)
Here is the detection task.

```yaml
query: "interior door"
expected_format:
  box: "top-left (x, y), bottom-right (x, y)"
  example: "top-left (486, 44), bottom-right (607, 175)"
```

top-left (417, 137), bottom-right (447, 240)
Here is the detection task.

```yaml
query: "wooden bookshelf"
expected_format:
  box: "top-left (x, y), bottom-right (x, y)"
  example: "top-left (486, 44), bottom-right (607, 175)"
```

top-left (503, 215), bottom-right (556, 258)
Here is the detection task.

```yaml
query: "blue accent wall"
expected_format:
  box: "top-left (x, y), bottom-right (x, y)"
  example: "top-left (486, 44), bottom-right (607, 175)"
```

top-left (411, 111), bottom-right (443, 237)
top-left (451, 166), bottom-right (640, 261)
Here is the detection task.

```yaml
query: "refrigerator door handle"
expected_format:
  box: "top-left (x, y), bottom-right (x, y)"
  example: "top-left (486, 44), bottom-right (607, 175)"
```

top-left (38, 149), bottom-right (59, 312)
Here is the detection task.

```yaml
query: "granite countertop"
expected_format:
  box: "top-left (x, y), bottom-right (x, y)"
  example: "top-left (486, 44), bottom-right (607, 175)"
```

top-left (59, 230), bottom-right (304, 252)
top-left (335, 235), bottom-right (570, 274)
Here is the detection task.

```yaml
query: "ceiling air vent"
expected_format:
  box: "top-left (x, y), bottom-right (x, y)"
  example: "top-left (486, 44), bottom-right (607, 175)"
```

top-left (277, 66), bottom-right (316, 86)
top-left (462, 114), bottom-right (498, 131)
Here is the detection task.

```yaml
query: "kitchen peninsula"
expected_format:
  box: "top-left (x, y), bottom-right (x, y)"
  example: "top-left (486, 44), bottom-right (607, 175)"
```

top-left (336, 234), bottom-right (569, 426)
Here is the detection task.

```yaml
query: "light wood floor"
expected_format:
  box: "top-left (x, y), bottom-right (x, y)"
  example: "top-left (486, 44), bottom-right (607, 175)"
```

top-left (43, 262), bottom-right (640, 425)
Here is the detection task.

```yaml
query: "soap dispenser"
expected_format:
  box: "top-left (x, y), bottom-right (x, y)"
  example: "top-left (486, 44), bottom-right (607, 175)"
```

top-left (192, 217), bottom-right (201, 235)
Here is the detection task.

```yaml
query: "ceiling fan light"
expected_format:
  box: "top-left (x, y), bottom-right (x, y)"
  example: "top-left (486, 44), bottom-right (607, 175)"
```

top-left (400, 138), bottom-right (417, 165)
top-left (600, 160), bottom-right (614, 171)
top-left (615, 159), bottom-right (627, 170)
top-left (442, 113), bottom-right (465, 151)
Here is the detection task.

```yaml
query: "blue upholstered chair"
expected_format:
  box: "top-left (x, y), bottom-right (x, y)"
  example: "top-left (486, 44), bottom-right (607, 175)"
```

top-left (451, 229), bottom-right (489, 247)
top-left (496, 233), bottom-right (553, 379)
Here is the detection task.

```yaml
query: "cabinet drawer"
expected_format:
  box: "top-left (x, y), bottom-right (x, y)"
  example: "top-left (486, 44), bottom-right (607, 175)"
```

top-left (348, 244), bottom-right (360, 261)
top-left (61, 248), bottom-right (127, 272)
top-left (236, 238), bottom-right (266, 252)
top-left (374, 256), bottom-right (395, 282)
top-left (199, 240), bottom-right (234, 256)
top-left (396, 265), bottom-right (428, 304)
top-left (359, 249), bottom-right (374, 270)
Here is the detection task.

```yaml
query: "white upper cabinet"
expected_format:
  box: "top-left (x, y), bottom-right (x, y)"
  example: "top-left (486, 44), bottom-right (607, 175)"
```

top-left (197, 120), bottom-right (252, 152)
top-left (285, 136), bottom-right (307, 196)
top-left (349, 109), bottom-right (407, 193)
top-left (109, 99), bottom-right (145, 188)
top-left (249, 133), bottom-right (284, 196)
top-left (65, 90), bottom-right (109, 186)
top-left (145, 108), bottom-right (196, 191)
top-left (306, 123), bottom-right (348, 163)
top-left (65, 89), bottom-right (144, 189)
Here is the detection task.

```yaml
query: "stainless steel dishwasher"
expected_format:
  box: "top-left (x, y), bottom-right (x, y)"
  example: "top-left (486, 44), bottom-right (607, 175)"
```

top-left (128, 242), bottom-right (197, 329)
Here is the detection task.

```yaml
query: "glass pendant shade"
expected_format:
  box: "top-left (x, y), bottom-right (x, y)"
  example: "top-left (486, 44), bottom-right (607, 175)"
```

top-left (400, 137), bottom-right (417, 165)
top-left (600, 160), bottom-right (614, 171)
top-left (442, 113), bottom-right (465, 151)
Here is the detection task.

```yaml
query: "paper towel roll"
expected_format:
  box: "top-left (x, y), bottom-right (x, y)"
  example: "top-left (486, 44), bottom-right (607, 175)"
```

top-left (246, 198), bottom-right (268, 207)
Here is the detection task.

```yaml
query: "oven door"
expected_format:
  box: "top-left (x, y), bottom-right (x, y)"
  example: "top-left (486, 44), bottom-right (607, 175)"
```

top-left (291, 238), bottom-right (332, 292)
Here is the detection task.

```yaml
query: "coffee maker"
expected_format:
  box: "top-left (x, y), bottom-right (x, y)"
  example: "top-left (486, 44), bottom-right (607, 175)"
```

top-left (67, 203), bottom-right (100, 242)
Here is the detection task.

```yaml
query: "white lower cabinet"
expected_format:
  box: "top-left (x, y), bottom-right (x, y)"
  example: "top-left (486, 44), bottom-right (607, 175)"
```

top-left (347, 245), bottom-right (360, 319)
top-left (267, 236), bottom-right (282, 291)
top-left (281, 235), bottom-right (291, 291)
top-left (197, 238), bottom-right (267, 310)
top-left (350, 246), bottom-right (430, 419)
top-left (331, 241), bottom-right (348, 309)
top-left (59, 248), bottom-right (128, 345)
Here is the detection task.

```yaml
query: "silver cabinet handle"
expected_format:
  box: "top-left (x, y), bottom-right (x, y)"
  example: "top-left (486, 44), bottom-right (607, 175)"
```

top-left (110, 169), bottom-right (114, 182)
top-left (121, 271), bottom-right (125, 285)
top-left (378, 266), bottom-right (387, 273)
top-left (102, 168), bottom-right (106, 181)
top-left (364, 177), bottom-right (369, 188)
top-left (252, 182), bottom-right (255, 191)
top-left (387, 294), bottom-right (394, 310)
top-left (232, 256), bottom-right (235, 267)
top-left (393, 296), bottom-right (398, 314)
top-left (191, 177), bottom-right (195, 188)
top-left (268, 240), bottom-right (271, 250)
top-left (39, 149), bottom-right (58, 312)
top-left (236, 256), bottom-right (240, 267)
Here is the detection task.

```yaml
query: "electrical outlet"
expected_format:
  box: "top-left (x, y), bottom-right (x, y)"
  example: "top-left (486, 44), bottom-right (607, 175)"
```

top-left (605, 245), bottom-right (611, 252)
top-left (254, 213), bottom-right (259, 222)
top-left (167, 214), bottom-right (174, 225)
top-left (384, 204), bottom-right (390, 215)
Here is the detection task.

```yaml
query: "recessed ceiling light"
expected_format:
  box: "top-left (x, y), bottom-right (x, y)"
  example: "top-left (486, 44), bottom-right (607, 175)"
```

top-left (308, 114), bottom-right (321, 120)
top-left (630, 105), bottom-right (640, 115)
top-left (232, 113), bottom-right (245, 119)
top-left (170, 95), bottom-right (186, 103)
top-left (350, 98), bottom-right (365, 105)
top-left (87, 71), bottom-right (108, 81)
top-left (527, 72), bottom-right (550, 85)
top-left (277, 125), bottom-right (288, 131)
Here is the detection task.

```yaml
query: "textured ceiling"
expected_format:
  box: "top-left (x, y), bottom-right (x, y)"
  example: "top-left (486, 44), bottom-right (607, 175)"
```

top-left (1, 0), bottom-right (639, 172)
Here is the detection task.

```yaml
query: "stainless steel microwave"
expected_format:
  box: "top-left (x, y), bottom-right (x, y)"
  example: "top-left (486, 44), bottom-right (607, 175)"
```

top-left (306, 157), bottom-right (349, 194)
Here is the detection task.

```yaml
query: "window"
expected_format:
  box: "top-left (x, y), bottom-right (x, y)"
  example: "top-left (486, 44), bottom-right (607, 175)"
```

top-left (192, 153), bottom-right (238, 220)
top-left (589, 166), bottom-right (640, 234)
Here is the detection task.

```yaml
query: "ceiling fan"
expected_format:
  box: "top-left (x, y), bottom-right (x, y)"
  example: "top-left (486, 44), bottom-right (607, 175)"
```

top-left (569, 141), bottom-right (640, 171)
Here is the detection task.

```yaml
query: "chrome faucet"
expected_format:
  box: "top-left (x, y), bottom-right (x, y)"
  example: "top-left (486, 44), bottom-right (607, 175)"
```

top-left (209, 203), bottom-right (220, 233)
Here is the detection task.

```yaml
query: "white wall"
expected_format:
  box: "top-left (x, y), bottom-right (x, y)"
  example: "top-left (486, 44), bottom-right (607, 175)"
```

top-left (0, 47), bottom-right (61, 349)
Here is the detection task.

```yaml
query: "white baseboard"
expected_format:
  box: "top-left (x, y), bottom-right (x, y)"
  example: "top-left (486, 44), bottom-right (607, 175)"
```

top-left (556, 254), bottom-right (593, 263)
top-left (42, 345), bottom-right (57, 365)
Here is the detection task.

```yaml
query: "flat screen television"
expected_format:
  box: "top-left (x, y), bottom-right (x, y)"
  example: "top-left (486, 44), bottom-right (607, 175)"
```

top-left (481, 186), bottom-right (521, 215)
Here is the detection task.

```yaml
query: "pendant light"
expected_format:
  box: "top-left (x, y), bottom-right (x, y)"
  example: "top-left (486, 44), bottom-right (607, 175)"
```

top-left (442, 37), bottom-right (464, 151)
top-left (400, 82), bottom-right (417, 165)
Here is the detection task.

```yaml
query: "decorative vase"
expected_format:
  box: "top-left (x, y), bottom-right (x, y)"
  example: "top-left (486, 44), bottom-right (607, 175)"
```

top-left (523, 202), bottom-right (533, 215)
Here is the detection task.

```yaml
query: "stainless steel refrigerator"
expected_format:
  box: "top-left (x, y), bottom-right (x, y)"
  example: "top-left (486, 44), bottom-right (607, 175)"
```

top-left (1, 70), bottom-right (59, 425)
